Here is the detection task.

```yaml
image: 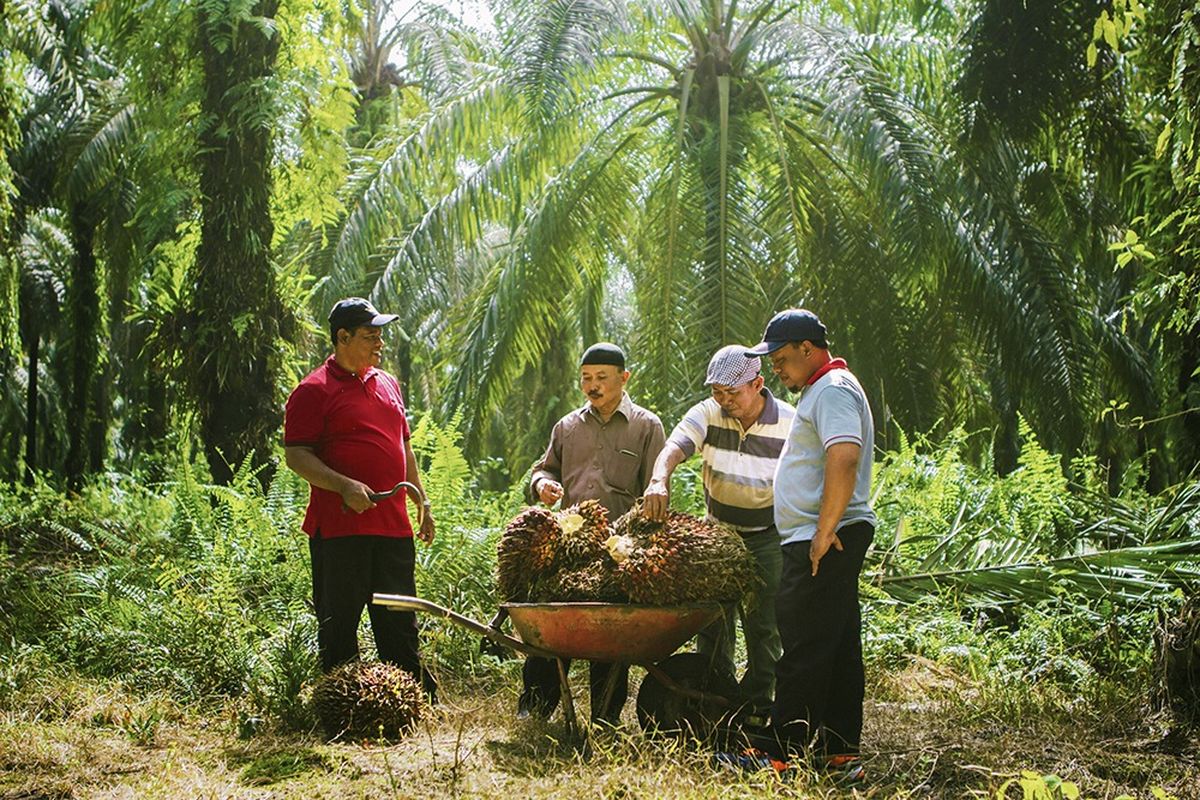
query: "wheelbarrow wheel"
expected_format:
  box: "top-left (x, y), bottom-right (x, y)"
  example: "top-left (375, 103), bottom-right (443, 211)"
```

top-left (636, 653), bottom-right (738, 739)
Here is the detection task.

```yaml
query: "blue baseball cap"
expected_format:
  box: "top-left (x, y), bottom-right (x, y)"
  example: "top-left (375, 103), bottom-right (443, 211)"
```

top-left (745, 309), bottom-right (827, 356)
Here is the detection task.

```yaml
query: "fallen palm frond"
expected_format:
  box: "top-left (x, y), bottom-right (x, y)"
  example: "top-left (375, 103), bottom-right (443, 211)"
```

top-left (873, 535), bottom-right (1200, 609)
top-left (873, 474), bottom-right (1200, 609)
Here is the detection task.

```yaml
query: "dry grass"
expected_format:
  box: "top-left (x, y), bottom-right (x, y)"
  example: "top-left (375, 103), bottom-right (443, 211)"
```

top-left (2, 661), bottom-right (1198, 800)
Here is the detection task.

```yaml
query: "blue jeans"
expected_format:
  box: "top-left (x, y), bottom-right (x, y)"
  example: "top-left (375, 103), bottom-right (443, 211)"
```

top-left (696, 526), bottom-right (783, 713)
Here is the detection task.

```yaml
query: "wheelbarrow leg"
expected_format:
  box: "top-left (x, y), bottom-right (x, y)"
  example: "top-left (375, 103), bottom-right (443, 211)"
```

top-left (556, 658), bottom-right (579, 739)
top-left (596, 662), bottom-right (622, 726)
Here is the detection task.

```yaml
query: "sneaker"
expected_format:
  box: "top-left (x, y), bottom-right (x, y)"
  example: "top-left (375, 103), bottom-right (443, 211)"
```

top-left (714, 747), bottom-right (792, 777)
top-left (822, 754), bottom-right (865, 785)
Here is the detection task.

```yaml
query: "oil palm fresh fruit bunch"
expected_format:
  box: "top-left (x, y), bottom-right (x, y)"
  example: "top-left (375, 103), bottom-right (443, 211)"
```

top-left (311, 661), bottom-right (423, 741)
top-left (555, 499), bottom-right (612, 569)
top-left (497, 507), bottom-right (562, 601)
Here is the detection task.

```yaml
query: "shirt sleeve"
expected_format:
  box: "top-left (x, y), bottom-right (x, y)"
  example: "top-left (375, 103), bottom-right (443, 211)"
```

top-left (639, 413), bottom-right (667, 493)
top-left (283, 382), bottom-right (324, 447)
top-left (391, 376), bottom-right (412, 441)
top-left (529, 419), bottom-right (565, 502)
top-left (813, 385), bottom-right (865, 450)
top-left (666, 401), bottom-right (708, 459)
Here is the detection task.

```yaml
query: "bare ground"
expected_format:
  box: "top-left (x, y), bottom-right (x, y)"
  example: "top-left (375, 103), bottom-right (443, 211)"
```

top-left (2, 662), bottom-right (1197, 799)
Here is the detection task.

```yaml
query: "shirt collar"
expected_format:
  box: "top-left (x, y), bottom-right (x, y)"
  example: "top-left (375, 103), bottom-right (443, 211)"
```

top-left (717, 387), bottom-right (780, 427)
top-left (324, 354), bottom-right (376, 382)
top-left (805, 357), bottom-right (848, 387)
top-left (580, 392), bottom-right (633, 422)
top-left (758, 388), bottom-right (780, 425)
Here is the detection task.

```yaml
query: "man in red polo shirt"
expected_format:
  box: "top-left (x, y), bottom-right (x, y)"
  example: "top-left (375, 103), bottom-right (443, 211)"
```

top-left (284, 298), bottom-right (436, 697)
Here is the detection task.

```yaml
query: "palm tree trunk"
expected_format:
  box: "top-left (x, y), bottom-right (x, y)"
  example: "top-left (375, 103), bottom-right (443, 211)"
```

top-left (24, 331), bottom-right (38, 485)
top-left (1180, 323), bottom-right (1200, 477)
top-left (192, 0), bottom-right (284, 486)
top-left (64, 206), bottom-right (100, 489)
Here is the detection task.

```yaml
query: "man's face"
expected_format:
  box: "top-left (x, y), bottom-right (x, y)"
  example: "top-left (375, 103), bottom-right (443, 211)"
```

top-left (580, 364), bottom-right (629, 411)
top-left (768, 342), bottom-right (810, 392)
top-left (341, 325), bottom-right (385, 371)
top-left (711, 375), bottom-right (763, 419)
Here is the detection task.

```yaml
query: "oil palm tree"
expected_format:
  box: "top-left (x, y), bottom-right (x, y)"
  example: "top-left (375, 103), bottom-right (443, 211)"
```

top-left (309, 0), bottom-right (1170, 489)
top-left (6, 0), bottom-right (137, 487)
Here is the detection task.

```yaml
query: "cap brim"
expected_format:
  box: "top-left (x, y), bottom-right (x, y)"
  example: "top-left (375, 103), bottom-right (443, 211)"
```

top-left (744, 341), bottom-right (786, 356)
top-left (368, 313), bottom-right (400, 326)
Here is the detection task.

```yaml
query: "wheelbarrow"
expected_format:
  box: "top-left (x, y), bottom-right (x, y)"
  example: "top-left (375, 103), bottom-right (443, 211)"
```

top-left (371, 594), bottom-right (743, 739)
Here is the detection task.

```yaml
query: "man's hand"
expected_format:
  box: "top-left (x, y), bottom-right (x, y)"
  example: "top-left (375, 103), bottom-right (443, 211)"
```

top-left (642, 477), bottom-right (669, 521)
top-left (809, 529), bottom-right (844, 576)
top-left (537, 479), bottom-right (564, 506)
top-left (417, 506), bottom-right (436, 544)
top-left (340, 479), bottom-right (377, 513)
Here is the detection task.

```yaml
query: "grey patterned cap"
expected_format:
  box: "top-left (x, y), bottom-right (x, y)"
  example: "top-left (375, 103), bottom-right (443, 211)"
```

top-left (705, 344), bottom-right (761, 387)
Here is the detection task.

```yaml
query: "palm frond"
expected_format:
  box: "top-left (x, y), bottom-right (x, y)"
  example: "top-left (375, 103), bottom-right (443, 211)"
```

top-left (875, 535), bottom-right (1200, 610)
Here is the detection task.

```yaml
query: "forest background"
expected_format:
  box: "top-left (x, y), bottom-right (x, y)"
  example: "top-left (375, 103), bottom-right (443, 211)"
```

top-left (2, 0), bottom-right (1200, 797)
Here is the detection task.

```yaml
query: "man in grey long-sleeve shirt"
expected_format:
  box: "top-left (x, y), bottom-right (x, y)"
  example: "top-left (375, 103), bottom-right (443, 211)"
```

top-left (520, 342), bottom-right (665, 723)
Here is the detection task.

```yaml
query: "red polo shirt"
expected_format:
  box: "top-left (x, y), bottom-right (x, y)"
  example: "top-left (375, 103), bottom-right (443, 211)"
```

top-left (284, 355), bottom-right (413, 539)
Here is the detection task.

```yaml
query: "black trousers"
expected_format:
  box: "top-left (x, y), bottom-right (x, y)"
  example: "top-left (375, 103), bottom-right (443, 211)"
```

top-left (771, 521), bottom-right (874, 756)
top-left (521, 656), bottom-right (629, 723)
top-left (309, 534), bottom-right (434, 695)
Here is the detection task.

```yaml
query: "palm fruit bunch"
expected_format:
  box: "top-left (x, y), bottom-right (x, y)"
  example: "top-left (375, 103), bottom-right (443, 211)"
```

top-left (543, 560), bottom-right (625, 602)
top-left (613, 504), bottom-right (759, 606)
top-left (554, 499), bottom-right (611, 569)
top-left (496, 506), bottom-right (562, 601)
top-left (311, 661), bottom-right (424, 741)
top-left (496, 499), bottom-right (757, 605)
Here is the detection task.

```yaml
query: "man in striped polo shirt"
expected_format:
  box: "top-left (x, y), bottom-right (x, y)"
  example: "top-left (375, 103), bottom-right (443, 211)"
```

top-left (642, 345), bottom-right (795, 717)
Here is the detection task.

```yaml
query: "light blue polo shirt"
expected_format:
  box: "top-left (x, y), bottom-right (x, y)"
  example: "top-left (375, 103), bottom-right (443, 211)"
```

top-left (774, 367), bottom-right (876, 545)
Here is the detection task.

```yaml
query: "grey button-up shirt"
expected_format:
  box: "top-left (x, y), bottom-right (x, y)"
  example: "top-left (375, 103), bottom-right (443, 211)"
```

top-left (529, 393), bottom-right (666, 521)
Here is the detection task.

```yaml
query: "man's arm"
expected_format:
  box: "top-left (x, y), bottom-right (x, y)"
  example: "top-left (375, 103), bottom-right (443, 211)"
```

top-left (642, 441), bottom-right (688, 521)
top-left (809, 441), bottom-right (861, 576)
top-left (284, 445), bottom-right (375, 513)
top-left (403, 437), bottom-right (436, 544)
top-left (529, 421), bottom-right (565, 506)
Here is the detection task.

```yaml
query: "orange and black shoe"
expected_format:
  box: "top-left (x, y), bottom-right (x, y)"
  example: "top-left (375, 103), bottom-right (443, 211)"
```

top-left (713, 747), bottom-right (793, 778)
top-left (821, 753), bottom-right (866, 785)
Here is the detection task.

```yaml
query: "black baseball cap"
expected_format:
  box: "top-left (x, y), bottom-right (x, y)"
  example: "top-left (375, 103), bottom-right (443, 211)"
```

top-left (328, 297), bottom-right (399, 338)
top-left (745, 309), bottom-right (827, 355)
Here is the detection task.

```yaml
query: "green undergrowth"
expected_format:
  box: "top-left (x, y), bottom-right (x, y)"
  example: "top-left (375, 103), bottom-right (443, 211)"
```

top-left (0, 420), bottom-right (1197, 796)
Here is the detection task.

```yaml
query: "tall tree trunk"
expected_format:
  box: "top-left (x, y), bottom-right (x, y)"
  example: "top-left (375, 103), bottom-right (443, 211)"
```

top-left (64, 206), bottom-right (100, 489)
top-left (191, 0), bottom-right (283, 486)
top-left (1180, 321), bottom-right (1200, 477)
top-left (24, 331), bottom-right (38, 485)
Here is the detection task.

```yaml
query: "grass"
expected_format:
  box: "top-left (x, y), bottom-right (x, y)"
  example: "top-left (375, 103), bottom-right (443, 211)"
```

top-left (1, 660), bottom-right (1196, 799)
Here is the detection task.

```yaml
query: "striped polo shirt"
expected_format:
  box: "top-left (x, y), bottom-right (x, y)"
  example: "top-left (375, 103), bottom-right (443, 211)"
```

top-left (667, 389), bottom-right (795, 532)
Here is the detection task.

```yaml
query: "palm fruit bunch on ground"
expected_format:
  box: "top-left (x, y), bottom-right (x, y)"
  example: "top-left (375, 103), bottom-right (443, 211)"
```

top-left (496, 506), bottom-right (563, 601)
top-left (611, 506), bottom-right (759, 605)
top-left (497, 498), bottom-right (757, 605)
top-left (311, 661), bottom-right (424, 741)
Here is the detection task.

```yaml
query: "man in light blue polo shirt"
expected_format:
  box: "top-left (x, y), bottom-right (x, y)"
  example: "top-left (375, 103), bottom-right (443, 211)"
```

top-left (746, 309), bottom-right (875, 778)
top-left (643, 345), bottom-right (795, 717)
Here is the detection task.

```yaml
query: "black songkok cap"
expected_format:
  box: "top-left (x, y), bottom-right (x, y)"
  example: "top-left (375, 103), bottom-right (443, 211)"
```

top-left (580, 342), bottom-right (626, 369)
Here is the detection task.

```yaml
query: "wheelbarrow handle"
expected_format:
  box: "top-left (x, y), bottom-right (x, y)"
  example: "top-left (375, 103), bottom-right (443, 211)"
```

top-left (371, 594), bottom-right (558, 660)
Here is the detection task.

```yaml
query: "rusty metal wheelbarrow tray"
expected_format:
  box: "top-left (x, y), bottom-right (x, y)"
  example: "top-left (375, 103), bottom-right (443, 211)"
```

top-left (501, 602), bottom-right (722, 663)
top-left (370, 594), bottom-right (721, 663)
top-left (372, 594), bottom-right (732, 738)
